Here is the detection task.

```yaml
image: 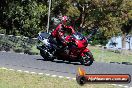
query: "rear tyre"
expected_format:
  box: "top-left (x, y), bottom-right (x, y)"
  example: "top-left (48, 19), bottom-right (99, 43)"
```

top-left (80, 52), bottom-right (94, 66)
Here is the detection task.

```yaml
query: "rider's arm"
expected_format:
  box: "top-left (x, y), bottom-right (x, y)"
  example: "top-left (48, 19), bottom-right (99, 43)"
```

top-left (57, 25), bottom-right (68, 46)
top-left (51, 24), bottom-right (62, 37)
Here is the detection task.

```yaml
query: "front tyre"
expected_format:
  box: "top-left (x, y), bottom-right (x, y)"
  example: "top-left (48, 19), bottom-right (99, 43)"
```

top-left (40, 50), bottom-right (48, 61)
top-left (80, 52), bottom-right (94, 66)
top-left (40, 46), bottom-right (54, 61)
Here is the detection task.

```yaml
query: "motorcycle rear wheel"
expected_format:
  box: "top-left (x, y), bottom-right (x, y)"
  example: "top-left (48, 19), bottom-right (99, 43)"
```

top-left (80, 52), bottom-right (94, 66)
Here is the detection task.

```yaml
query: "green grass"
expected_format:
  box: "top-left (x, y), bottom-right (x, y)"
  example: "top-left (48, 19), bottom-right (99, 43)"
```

top-left (0, 68), bottom-right (119, 88)
top-left (89, 46), bottom-right (132, 63)
top-left (30, 45), bottom-right (39, 54)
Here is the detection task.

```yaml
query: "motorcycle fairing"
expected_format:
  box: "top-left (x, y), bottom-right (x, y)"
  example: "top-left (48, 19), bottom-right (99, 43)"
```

top-left (81, 48), bottom-right (90, 56)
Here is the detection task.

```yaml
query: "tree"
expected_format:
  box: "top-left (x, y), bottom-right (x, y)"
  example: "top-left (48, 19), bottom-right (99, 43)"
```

top-left (122, 20), bottom-right (132, 49)
top-left (65, 0), bottom-right (131, 46)
top-left (0, 0), bottom-right (48, 37)
top-left (119, 0), bottom-right (132, 49)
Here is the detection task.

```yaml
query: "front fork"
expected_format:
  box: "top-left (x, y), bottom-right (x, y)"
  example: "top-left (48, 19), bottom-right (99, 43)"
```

top-left (80, 48), bottom-right (94, 61)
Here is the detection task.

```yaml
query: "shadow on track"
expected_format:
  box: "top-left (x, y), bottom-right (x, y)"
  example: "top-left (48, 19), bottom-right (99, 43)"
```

top-left (36, 58), bottom-right (82, 66)
top-left (36, 58), bottom-right (45, 61)
top-left (52, 60), bottom-right (82, 65)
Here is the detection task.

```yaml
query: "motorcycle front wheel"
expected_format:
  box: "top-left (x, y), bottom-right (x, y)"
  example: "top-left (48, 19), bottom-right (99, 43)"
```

top-left (40, 50), bottom-right (48, 61)
top-left (40, 46), bottom-right (54, 61)
top-left (80, 52), bottom-right (94, 66)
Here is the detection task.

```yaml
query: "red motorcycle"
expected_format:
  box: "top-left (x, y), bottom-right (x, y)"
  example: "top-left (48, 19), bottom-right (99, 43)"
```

top-left (37, 31), bottom-right (95, 66)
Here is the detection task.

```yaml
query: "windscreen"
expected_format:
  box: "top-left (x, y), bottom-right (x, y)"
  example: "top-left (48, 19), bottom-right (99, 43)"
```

top-left (72, 32), bottom-right (85, 40)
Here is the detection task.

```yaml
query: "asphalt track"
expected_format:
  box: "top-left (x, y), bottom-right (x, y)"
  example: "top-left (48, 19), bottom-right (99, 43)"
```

top-left (0, 52), bottom-right (132, 88)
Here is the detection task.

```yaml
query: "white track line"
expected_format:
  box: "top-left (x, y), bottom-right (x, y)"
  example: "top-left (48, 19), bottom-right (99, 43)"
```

top-left (72, 78), bottom-right (76, 80)
top-left (51, 75), bottom-right (57, 77)
top-left (17, 70), bottom-right (22, 72)
top-left (9, 69), bottom-right (14, 71)
top-left (111, 84), bottom-right (116, 86)
top-left (30, 72), bottom-right (37, 74)
top-left (38, 73), bottom-right (44, 75)
top-left (66, 77), bottom-right (71, 79)
top-left (58, 76), bottom-right (64, 78)
top-left (45, 74), bottom-right (50, 76)
top-left (118, 85), bottom-right (124, 87)
top-left (24, 71), bottom-right (30, 73)
top-left (110, 84), bottom-right (131, 88)
top-left (1, 67), bottom-right (8, 70)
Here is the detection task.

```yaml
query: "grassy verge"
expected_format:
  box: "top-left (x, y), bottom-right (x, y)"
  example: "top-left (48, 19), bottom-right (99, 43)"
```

top-left (89, 46), bottom-right (132, 63)
top-left (30, 45), bottom-right (39, 54)
top-left (0, 68), bottom-right (119, 88)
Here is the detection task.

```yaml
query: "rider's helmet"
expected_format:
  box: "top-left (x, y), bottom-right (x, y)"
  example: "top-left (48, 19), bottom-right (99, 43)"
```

top-left (61, 16), bottom-right (74, 35)
top-left (61, 16), bottom-right (71, 27)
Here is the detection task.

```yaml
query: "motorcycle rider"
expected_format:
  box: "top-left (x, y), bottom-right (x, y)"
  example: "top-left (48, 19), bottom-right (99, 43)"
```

top-left (50, 16), bottom-right (75, 49)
